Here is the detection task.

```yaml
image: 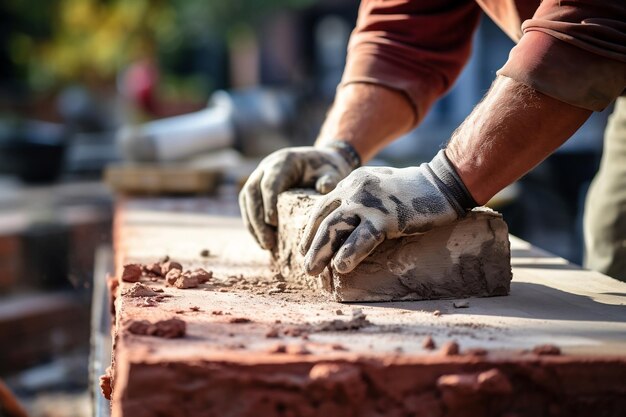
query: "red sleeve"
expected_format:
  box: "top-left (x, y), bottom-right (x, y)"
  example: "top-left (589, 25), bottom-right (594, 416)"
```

top-left (340, 0), bottom-right (481, 125)
top-left (498, 1), bottom-right (626, 111)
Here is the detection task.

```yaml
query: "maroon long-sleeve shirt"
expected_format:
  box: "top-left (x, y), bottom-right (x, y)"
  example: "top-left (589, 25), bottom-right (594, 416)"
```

top-left (341, 0), bottom-right (626, 124)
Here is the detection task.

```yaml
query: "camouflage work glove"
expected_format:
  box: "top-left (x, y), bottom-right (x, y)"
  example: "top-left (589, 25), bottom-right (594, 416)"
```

top-left (299, 150), bottom-right (478, 275)
top-left (239, 143), bottom-right (360, 250)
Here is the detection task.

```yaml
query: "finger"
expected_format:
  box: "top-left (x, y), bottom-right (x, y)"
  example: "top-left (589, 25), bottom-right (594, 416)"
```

top-left (332, 220), bottom-right (385, 274)
top-left (299, 196), bottom-right (341, 255)
top-left (315, 172), bottom-right (342, 194)
top-left (259, 165), bottom-right (299, 226)
top-left (238, 191), bottom-right (262, 247)
top-left (243, 171), bottom-right (276, 250)
top-left (303, 210), bottom-right (360, 275)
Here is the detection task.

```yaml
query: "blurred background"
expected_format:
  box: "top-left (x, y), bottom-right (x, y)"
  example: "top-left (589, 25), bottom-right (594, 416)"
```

top-left (0, 1), bottom-right (612, 416)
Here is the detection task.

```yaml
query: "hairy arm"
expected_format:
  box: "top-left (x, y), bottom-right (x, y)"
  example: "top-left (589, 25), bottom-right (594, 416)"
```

top-left (315, 84), bottom-right (416, 163)
top-left (299, 76), bottom-right (595, 274)
top-left (315, 76), bottom-right (593, 207)
top-left (446, 76), bottom-right (592, 205)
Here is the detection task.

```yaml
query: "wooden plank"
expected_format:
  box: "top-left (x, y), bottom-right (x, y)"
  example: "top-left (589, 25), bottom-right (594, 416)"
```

top-left (90, 246), bottom-right (114, 417)
top-left (108, 189), bottom-right (626, 416)
top-left (105, 164), bottom-right (221, 195)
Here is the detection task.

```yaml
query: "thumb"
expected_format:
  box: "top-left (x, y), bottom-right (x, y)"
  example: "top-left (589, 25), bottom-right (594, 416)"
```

top-left (315, 173), bottom-right (341, 194)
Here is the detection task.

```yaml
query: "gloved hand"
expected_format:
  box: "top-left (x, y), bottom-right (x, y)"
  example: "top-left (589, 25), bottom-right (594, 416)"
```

top-left (239, 143), bottom-right (360, 250)
top-left (299, 150), bottom-right (478, 274)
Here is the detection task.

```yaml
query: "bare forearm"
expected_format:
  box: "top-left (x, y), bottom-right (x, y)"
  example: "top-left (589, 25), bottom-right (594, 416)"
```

top-left (447, 76), bottom-right (592, 205)
top-left (315, 84), bottom-right (415, 163)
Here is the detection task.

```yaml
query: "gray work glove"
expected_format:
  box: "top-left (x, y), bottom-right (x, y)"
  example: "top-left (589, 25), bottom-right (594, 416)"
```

top-left (239, 143), bottom-right (360, 250)
top-left (299, 150), bottom-right (478, 275)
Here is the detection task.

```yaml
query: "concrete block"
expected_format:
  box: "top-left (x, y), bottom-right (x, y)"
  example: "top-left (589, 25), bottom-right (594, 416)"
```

top-left (273, 190), bottom-right (512, 302)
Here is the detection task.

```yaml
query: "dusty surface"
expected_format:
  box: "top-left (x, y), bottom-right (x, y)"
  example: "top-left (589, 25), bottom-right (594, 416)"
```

top-left (109, 189), bottom-right (626, 417)
top-left (125, 317), bottom-right (186, 338)
top-left (122, 283), bottom-right (160, 297)
top-left (273, 190), bottom-right (512, 302)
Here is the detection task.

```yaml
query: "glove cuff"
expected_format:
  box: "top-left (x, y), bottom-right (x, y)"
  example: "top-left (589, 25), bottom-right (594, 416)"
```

top-left (323, 140), bottom-right (362, 170)
top-left (428, 149), bottom-right (478, 215)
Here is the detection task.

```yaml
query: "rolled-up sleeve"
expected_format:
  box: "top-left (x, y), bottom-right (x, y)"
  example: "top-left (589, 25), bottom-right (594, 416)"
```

top-left (498, 1), bottom-right (626, 111)
top-left (341, 0), bottom-right (481, 125)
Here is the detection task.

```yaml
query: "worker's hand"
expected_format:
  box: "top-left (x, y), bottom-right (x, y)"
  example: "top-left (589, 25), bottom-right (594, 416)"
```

top-left (299, 150), bottom-right (477, 274)
top-left (239, 145), bottom-right (358, 250)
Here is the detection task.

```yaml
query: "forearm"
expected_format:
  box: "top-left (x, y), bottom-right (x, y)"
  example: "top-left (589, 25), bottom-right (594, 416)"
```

top-left (315, 83), bottom-right (415, 163)
top-left (446, 76), bottom-right (592, 205)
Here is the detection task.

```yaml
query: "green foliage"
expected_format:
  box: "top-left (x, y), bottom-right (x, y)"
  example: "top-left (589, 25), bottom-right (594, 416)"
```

top-left (171, 0), bottom-right (313, 36)
top-left (6, 0), bottom-right (314, 90)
